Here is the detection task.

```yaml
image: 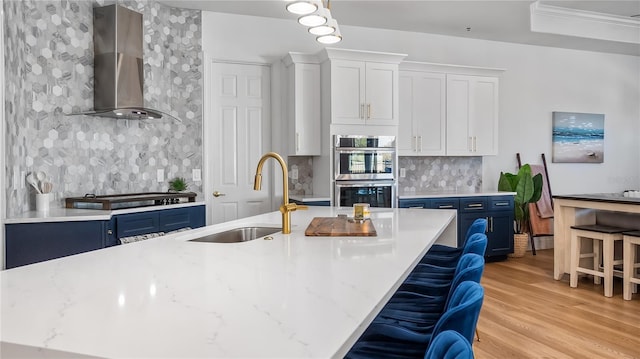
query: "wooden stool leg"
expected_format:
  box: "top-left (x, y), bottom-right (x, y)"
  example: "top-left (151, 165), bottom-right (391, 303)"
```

top-left (623, 239), bottom-right (632, 300)
top-left (603, 236), bottom-right (614, 298)
top-left (593, 238), bottom-right (601, 285)
top-left (570, 232), bottom-right (580, 288)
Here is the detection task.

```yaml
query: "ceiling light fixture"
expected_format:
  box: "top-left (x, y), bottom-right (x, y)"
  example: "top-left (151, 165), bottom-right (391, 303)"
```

top-left (298, 6), bottom-right (329, 27)
top-left (287, 0), bottom-right (342, 44)
top-left (310, 17), bottom-right (337, 35)
top-left (286, 0), bottom-right (320, 15)
top-left (317, 27), bottom-right (342, 44)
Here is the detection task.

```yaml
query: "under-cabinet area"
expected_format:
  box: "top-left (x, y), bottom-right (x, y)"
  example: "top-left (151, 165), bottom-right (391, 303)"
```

top-left (4, 204), bottom-right (205, 268)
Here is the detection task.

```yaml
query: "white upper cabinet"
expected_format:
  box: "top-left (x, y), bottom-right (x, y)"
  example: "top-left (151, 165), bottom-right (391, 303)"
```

top-left (399, 62), bottom-right (503, 156)
top-left (398, 70), bottom-right (446, 156)
top-left (446, 74), bottom-right (499, 156)
top-left (319, 48), bottom-right (407, 127)
top-left (283, 53), bottom-right (321, 156)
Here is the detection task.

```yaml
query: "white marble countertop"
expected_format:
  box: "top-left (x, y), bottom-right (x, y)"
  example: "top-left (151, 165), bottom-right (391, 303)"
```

top-left (0, 206), bottom-right (456, 358)
top-left (4, 201), bottom-right (206, 224)
top-left (289, 194), bottom-right (331, 202)
top-left (399, 190), bottom-right (515, 199)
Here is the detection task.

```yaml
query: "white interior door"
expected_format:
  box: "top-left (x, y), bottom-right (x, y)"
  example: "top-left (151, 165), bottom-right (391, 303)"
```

top-left (208, 62), bottom-right (271, 224)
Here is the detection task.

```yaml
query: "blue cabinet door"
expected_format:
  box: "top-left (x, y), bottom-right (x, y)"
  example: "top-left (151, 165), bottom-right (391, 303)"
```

top-left (116, 212), bottom-right (160, 238)
top-left (5, 221), bottom-right (107, 269)
top-left (159, 206), bottom-right (206, 232)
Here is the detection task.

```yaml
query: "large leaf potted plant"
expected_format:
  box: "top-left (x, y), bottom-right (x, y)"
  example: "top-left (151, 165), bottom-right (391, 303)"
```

top-left (498, 164), bottom-right (543, 257)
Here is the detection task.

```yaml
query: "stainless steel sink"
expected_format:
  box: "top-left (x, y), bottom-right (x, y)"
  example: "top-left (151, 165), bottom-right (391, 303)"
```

top-left (189, 227), bottom-right (281, 243)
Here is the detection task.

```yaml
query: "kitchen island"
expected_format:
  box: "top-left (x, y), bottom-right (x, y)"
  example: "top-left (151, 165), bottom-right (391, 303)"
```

top-left (1, 206), bottom-right (456, 358)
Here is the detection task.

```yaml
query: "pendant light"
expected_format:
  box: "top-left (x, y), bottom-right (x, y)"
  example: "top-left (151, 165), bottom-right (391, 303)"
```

top-left (286, 0), bottom-right (343, 44)
top-left (309, 17), bottom-right (337, 36)
top-left (286, 0), bottom-right (320, 15)
top-left (317, 27), bottom-right (342, 44)
top-left (298, 6), bottom-right (329, 27)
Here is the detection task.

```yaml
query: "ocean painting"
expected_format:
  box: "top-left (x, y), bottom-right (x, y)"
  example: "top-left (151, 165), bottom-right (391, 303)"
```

top-left (552, 112), bottom-right (604, 163)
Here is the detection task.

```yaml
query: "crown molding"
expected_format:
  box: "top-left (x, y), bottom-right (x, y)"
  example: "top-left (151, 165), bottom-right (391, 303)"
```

top-left (530, 1), bottom-right (640, 44)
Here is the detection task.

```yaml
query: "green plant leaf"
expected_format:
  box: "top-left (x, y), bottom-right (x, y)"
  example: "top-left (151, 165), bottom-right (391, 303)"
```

top-left (515, 172), bottom-right (534, 204)
top-left (498, 172), bottom-right (513, 191)
top-left (530, 173), bottom-right (543, 203)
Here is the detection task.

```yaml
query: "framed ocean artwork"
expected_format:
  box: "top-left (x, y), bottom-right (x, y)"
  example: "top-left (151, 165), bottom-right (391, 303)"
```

top-left (552, 112), bottom-right (604, 163)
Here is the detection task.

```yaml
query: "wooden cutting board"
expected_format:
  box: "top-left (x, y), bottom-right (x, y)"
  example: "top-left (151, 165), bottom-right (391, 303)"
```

top-left (304, 217), bottom-right (377, 237)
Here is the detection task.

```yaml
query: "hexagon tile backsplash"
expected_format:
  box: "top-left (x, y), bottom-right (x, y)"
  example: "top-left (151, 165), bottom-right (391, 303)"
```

top-left (4, 0), bottom-right (203, 217)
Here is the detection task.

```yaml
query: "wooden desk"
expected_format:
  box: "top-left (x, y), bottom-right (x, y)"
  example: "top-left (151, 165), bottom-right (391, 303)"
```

top-left (553, 194), bottom-right (640, 280)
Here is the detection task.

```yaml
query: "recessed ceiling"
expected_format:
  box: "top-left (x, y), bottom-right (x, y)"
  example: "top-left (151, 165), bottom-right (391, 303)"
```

top-left (161, 1), bottom-right (640, 56)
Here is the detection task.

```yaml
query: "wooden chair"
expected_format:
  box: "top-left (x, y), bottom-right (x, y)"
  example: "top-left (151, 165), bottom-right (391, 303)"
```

top-left (570, 224), bottom-right (629, 297)
top-left (622, 231), bottom-right (640, 300)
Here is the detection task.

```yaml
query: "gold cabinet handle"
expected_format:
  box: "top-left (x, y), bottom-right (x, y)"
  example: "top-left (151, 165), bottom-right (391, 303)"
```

top-left (213, 191), bottom-right (226, 198)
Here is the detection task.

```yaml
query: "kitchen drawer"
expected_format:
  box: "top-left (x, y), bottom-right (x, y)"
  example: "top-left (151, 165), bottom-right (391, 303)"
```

top-left (399, 199), bottom-right (431, 209)
top-left (489, 196), bottom-right (514, 211)
top-left (431, 198), bottom-right (459, 210)
top-left (459, 197), bottom-right (487, 212)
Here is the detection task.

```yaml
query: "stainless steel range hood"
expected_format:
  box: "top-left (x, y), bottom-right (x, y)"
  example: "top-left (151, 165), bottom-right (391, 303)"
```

top-left (83, 5), bottom-right (164, 120)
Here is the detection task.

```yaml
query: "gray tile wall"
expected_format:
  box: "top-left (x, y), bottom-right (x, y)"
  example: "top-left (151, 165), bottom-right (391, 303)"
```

top-left (4, 0), bottom-right (202, 216)
top-left (398, 156), bottom-right (483, 192)
top-left (287, 156), bottom-right (313, 195)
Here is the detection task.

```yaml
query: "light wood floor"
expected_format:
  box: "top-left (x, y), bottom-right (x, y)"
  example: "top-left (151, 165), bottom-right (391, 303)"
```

top-left (474, 249), bottom-right (640, 358)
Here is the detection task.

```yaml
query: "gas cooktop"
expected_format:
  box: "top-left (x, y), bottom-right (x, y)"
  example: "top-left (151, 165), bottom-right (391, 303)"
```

top-left (65, 192), bottom-right (197, 210)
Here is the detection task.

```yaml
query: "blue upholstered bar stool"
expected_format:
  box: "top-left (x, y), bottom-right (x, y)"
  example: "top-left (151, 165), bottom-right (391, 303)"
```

top-left (570, 224), bottom-right (629, 297)
top-left (424, 330), bottom-right (474, 359)
top-left (345, 281), bottom-right (484, 359)
top-left (622, 230), bottom-right (640, 300)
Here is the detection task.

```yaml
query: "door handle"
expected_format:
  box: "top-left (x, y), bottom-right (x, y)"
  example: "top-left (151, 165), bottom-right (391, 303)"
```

top-left (213, 191), bottom-right (226, 197)
top-left (367, 103), bottom-right (371, 120)
top-left (360, 104), bottom-right (365, 120)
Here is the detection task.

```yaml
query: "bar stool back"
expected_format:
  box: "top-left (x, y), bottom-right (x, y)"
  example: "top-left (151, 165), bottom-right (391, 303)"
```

top-left (570, 224), bottom-right (629, 297)
top-left (622, 231), bottom-right (640, 300)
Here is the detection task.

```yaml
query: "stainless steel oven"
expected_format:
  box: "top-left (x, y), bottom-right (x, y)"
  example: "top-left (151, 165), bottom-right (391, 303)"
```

top-left (333, 135), bottom-right (397, 208)
top-left (334, 135), bottom-right (396, 181)
top-left (334, 181), bottom-right (396, 208)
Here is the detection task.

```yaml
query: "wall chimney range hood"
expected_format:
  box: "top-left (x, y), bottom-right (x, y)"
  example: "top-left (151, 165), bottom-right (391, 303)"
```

top-left (74, 5), bottom-right (169, 120)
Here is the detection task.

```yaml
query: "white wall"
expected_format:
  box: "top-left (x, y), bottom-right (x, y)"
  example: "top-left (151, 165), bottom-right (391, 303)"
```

top-left (202, 11), bottom-right (640, 195)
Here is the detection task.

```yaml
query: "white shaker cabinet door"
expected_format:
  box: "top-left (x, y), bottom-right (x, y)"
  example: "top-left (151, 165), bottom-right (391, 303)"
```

top-left (330, 60), bottom-right (366, 125)
top-left (398, 70), bottom-right (446, 155)
top-left (446, 74), bottom-right (498, 156)
top-left (286, 62), bottom-right (321, 156)
top-left (365, 62), bottom-right (398, 126)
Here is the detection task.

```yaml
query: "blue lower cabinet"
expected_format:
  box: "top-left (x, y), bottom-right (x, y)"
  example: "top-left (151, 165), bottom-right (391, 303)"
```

top-left (5, 205), bottom-right (206, 268)
top-left (5, 221), bottom-right (108, 269)
top-left (458, 196), bottom-right (514, 257)
top-left (400, 195), bottom-right (514, 258)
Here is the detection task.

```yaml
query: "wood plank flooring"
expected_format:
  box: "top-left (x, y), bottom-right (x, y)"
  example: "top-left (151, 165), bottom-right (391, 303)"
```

top-left (474, 249), bottom-right (640, 358)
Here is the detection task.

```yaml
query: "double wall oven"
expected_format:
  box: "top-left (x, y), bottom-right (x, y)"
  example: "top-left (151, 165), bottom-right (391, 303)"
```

top-left (334, 135), bottom-right (397, 208)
